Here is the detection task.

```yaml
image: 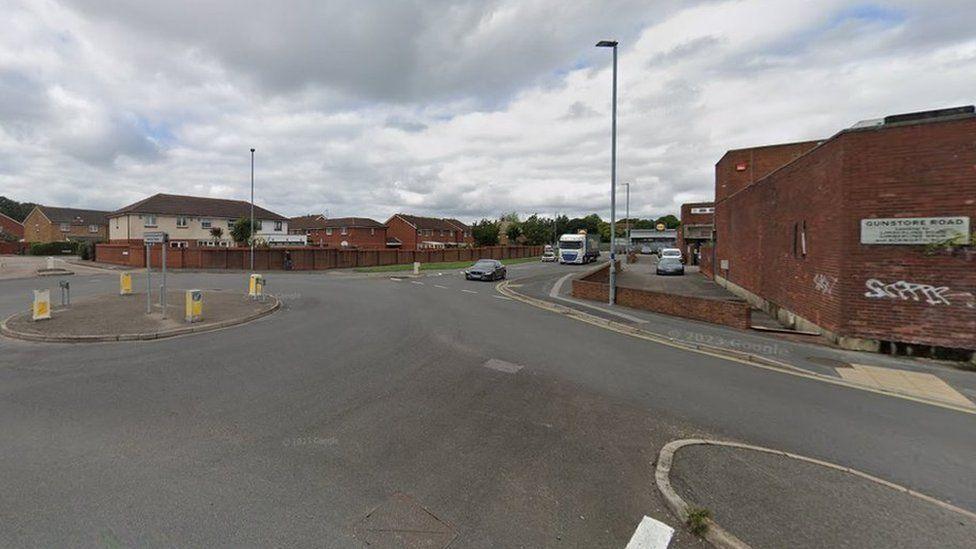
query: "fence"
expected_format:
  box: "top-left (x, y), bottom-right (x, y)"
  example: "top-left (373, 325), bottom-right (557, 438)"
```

top-left (95, 244), bottom-right (544, 271)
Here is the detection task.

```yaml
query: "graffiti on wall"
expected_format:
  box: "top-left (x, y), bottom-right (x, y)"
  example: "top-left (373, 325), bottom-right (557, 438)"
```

top-left (863, 278), bottom-right (953, 306)
top-left (813, 273), bottom-right (838, 296)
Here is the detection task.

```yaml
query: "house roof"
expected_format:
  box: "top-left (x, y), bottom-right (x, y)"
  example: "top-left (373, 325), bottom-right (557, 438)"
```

top-left (320, 217), bottom-right (385, 229)
top-left (391, 214), bottom-right (460, 231)
top-left (112, 193), bottom-right (288, 221)
top-left (35, 206), bottom-right (112, 226)
top-left (444, 218), bottom-right (471, 231)
top-left (288, 214), bottom-right (328, 231)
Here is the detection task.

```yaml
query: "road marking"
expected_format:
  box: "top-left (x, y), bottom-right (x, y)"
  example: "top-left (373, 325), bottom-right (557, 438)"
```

top-left (411, 281), bottom-right (424, 285)
top-left (493, 295), bottom-right (512, 301)
top-left (461, 289), bottom-right (477, 294)
top-left (625, 516), bottom-right (674, 549)
top-left (434, 284), bottom-right (449, 289)
top-left (390, 277), bottom-right (403, 282)
top-left (482, 358), bottom-right (523, 373)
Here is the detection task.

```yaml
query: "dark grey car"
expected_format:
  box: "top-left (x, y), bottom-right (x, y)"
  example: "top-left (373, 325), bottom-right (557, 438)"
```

top-left (656, 257), bottom-right (685, 276)
top-left (465, 259), bottom-right (506, 281)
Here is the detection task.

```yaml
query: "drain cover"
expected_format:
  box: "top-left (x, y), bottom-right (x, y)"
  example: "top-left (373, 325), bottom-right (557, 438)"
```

top-left (354, 493), bottom-right (456, 548)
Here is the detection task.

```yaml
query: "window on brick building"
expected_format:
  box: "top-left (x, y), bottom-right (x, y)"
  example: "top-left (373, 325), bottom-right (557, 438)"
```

top-left (326, 228), bottom-right (333, 235)
top-left (60, 223), bottom-right (70, 232)
top-left (341, 227), bottom-right (348, 235)
top-left (370, 228), bottom-right (375, 235)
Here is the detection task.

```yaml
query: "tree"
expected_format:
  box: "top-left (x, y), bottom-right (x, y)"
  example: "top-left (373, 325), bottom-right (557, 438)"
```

top-left (0, 196), bottom-right (37, 222)
top-left (472, 219), bottom-right (500, 246)
top-left (656, 214), bottom-right (680, 229)
top-left (209, 227), bottom-right (224, 242)
top-left (521, 215), bottom-right (553, 246)
top-left (230, 217), bottom-right (259, 245)
top-left (505, 221), bottom-right (523, 244)
top-left (499, 211), bottom-right (520, 224)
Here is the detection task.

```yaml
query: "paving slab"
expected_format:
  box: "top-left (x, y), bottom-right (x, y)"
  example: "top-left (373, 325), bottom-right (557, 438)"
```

top-left (669, 444), bottom-right (976, 549)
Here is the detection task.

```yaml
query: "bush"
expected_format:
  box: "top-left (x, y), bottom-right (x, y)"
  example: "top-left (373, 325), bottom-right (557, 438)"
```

top-left (686, 507), bottom-right (711, 536)
top-left (30, 241), bottom-right (80, 256)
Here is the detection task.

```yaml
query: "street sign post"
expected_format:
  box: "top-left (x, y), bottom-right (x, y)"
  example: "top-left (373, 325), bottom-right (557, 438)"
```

top-left (143, 232), bottom-right (168, 314)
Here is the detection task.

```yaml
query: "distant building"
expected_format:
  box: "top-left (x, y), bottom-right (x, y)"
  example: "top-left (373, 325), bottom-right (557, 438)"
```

top-left (23, 205), bottom-right (111, 243)
top-left (386, 214), bottom-right (474, 250)
top-left (628, 228), bottom-right (677, 253)
top-left (712, 106), bottom-right (975, 355)
top-left (0, 212), bottom-right (24, 241)
top-left (289, 215), bottom-right (389, 248)
top-left (109, 193), bottom-right (294, 247)
top-left (677, 202), bottom-right (714, 265)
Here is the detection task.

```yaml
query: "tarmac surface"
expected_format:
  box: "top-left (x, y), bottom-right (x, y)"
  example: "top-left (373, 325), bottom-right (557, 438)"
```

top-left (0, 259), bottom-right (974, 547)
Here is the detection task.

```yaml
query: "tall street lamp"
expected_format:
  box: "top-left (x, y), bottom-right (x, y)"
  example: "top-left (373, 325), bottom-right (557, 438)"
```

top-left (596, 39), bottom-right (618, 306)
top-left (250, 148), bottom-right (255, 272)
top-left (624, 182), bottom-right (631, 249)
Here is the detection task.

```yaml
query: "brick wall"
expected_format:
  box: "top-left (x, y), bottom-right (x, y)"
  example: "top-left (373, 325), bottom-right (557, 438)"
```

top-left (715, 140), bottom-right (822, 202)
top-left (714, 116), bottom-right (976, 351)
top-left (0, 213), bottom-right (24, 239)
top-left (96, 243), bottom-right (543, 270)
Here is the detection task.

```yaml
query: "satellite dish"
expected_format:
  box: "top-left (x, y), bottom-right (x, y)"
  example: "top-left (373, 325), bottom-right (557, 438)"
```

top-left (340, 241), bottom-right (349, 247)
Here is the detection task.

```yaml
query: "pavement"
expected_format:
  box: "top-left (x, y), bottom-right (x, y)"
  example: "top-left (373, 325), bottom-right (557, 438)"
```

top-left (512, 259), bottom-right (976, 411)
top-left (0, 255), bottom-right (108, 280)
top-left (2, 289), bottom-right (276, 341)
top-left (0, 261), bottom-right (974, 547)
top-left (669, 443), bottom-right (976, 548)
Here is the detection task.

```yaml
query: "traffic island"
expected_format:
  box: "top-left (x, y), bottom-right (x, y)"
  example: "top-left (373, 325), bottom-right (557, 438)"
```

top-left (1, 290), bottom-right (279, 343)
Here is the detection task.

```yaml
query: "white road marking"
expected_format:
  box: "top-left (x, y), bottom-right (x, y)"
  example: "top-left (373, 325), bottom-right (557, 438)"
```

top-left (434, 284), bottom-right (449, 289)
top-left (493, 295), bottom-right (512, 301)
top-left (411, 281), bottom-right (424, 285)
top-left (482, 359), bottom-right (523, 373)
top-left (390, 277), bottom-right (403, 282)
top-left (625, 516), bottom-right (674, 549)
top-left (461, 289), bottom-right (478, 294)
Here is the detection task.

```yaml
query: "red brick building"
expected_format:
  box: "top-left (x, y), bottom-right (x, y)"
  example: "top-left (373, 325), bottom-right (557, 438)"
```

top-left (676, 202), bottom-right (714, 265)
top-left (23, 205), bottom-right (111, 243)
top-left (289, 215), bottom-right (389, 248)
top-left (385, 214), bottom-right (474, 250)
top-left (0, 212), bottom-right (24, 241)
top-left (712, 106), bottom-right (975, 356)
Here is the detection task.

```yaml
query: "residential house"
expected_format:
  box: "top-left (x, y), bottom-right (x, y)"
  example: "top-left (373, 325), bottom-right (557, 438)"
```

top-left (0, 212), bottom-right (24, 241)
top-left (289, 215), bottom-right (389, 248)
top-left (108, 193), bottom-right (298, 248)
top-left (23, 206), bottom-right (111, 243)
top-left (385, 214), bottom-right (474, 249)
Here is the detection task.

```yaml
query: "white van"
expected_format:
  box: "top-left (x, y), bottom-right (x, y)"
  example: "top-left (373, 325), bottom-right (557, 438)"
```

top-left (659, 248), bottom-right (683, 263)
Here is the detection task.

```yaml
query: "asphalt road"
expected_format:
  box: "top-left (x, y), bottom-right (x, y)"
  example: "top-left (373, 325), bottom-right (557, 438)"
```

top-left (1, 261), bottom-right (974, 547)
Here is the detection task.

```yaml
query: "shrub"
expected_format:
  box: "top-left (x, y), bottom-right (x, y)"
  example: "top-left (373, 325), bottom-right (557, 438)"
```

top-left (686, 507), bottom-right (711, 536)
top-left (30, 241), bottom-right (80, 256)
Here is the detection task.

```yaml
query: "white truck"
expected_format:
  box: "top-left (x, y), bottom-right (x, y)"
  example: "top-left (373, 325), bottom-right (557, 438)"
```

top-left (558, 232), bottom-right (601, 264)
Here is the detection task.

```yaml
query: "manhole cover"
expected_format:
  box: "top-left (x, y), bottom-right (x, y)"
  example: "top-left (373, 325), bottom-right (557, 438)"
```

top-left (807, 356), bottom-right (852, 368)
top-left (354, 493), bottom-right (456, 548)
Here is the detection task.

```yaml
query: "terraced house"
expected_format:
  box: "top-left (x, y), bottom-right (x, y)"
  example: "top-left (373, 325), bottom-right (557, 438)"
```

top-left (385, 214), bottom-right (474, 250)
top-left (108, 193), bottom-right (297, 248)
top-left (289, 215), bottom-right (390, 248)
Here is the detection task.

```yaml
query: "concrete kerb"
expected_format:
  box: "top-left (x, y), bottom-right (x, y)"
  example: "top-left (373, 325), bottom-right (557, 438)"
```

top-left (495, 280), bottom-right (976, 416)
top-left (0, 295), bottom-right (280, 343)
top-left (654, 438), bottom-right (976, 548)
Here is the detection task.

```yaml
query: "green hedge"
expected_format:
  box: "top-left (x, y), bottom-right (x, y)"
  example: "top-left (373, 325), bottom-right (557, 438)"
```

top-left (29, 241), bottom-right (81, 256)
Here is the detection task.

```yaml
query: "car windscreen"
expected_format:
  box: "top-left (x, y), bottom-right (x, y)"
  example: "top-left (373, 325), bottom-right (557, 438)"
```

top-left (560, 241), bottom-right (582, 249)
top-left (473, 261), bottom-right (496, 268)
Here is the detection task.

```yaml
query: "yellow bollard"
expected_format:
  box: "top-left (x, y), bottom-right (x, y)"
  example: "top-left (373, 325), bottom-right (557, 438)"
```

top-left (119, 272), bottom-right (132, 295)
top-left (32, 289), bottom-right (51, 321)
top-left (185, 289), bottom-right (203, 322)
top-left (248, 274), bottom-right (264, 297)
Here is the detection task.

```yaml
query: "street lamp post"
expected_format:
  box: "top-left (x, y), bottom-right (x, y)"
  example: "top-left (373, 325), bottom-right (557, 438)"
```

top-left (596, 40), bottom-right (618, 306)
top-left (624, 182), bottom-right (631, 248)
top-left (250, 148), bottom-right (255, 272)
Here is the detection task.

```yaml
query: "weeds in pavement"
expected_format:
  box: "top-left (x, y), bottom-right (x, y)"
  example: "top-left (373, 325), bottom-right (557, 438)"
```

top-left (686, 507), bottom-right (711, 536)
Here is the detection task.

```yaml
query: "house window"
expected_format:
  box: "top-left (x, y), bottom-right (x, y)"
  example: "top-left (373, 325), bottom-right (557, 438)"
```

top-left (176, 216), bottom-right (188, 228)
top-left (201, 219), bottom-right (212, 229)
top-left (370, 228), bottom-right (375, 236)
top-left (144, 215), bottom-right (157, 227)
top-left (274, 220), bottom-right (283, 231)
top-left (170, 241), bottom-right (187, 248)
top-left (326, 228), bottom-right (333, 235)
top-left (228, 219), bottom-right (235, 228)
top-left (60, 223), bottom-right (70, 232)
top-left (89, 224), bottom-right (99, 233)
top-left (115, 219), bottom-right (119, 229)
top-left (341, 227), bottom-right (348, 235)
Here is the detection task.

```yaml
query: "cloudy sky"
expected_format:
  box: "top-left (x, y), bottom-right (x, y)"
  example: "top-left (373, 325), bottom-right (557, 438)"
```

top-left (1, 0), bottom-right (974, 222)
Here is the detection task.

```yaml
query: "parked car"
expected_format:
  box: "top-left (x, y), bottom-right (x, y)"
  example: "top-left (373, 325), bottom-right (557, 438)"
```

top-left (640, 245), bottom-right (653, 255)
top-left (660, 248), bottom-right (683, 263)
top-left (464, 259), bottom-right (507, 281)
top-left (656, 257), bottom-right (685, 276)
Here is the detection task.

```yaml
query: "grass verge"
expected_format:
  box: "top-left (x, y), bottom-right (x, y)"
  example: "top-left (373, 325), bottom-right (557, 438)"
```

top-left (354, 256), bottom-right (540, 273)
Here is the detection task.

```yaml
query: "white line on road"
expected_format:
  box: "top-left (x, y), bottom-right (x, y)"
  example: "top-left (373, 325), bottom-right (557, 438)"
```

top-left (625, 516), bottom-right (674, 549)
top-left (390, 277), bottom-right (403, 282)
top-left (434, 285), bottom-right (449, 289)
top-left (461, 289), bottom-right (477, 294)
top-left (493, 295), bottom-right (512, 301)
top-left (411, 281), bottom-right (424, 285)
